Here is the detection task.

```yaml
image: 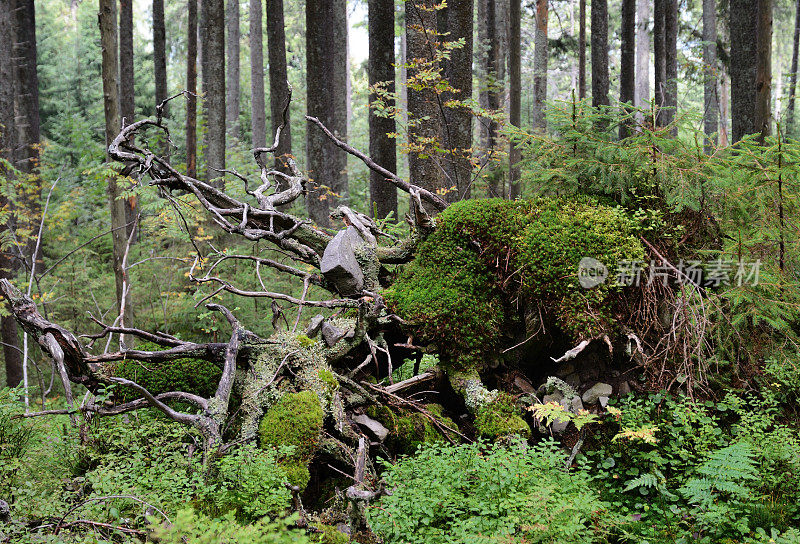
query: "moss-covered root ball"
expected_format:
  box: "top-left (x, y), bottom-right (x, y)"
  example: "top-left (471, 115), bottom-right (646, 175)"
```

top-left (474, 393), bottom-right (532, 440)
top-left (258, 391), bottom-right (324, 490)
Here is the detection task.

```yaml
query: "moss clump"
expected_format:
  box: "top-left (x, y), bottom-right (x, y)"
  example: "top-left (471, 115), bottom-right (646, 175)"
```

top-left (318, 369), bottom-right (339, 392)
top-left (368, 404), bottom-right (457, 454)
top-left (384, 197), bottom-right (644, 369)
top-left (258, 391), bottom-right (324, 490)
top-left (474, 393), bottom-right (531, 440)
top-left (296, 334), bottom-right (316, 348)
top-left (109, 341), bottom-right (221, 402)
top-left (315, 524), bottom-right (349, 544)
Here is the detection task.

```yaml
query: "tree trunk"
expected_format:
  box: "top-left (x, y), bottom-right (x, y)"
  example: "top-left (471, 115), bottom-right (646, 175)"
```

top-left (201, 0), bottom-right (226, 185)
top-left (14, 0), bottom-right (40, 177)
top-left (250, 0), bottom-right (266, 148)
top-left (484, 0), bottom-right (500, 195)
top-left (186, 0), bottom-right (198, 178)
top-left (730, 0), bottom-right (758, 142)
top-left (509, 0), bottom-right (521, 198)
top-left (442, 0), bottom-right (473, 201)
top-left (786, 0), bottom-right (800, 134)
top-left (306, 0), bottom-right (347, 226)
top-left (579, 0), bottom-right (586, 99)
top-left (620, 0), bottom-right (635, 139)
top-left (477, 0), bottom-right (490, 149)
top-left (332, 0), bottom-right (348, 204)
top-left (653, 0), bottom-right (666, 126)
top-left (266, 0), bottom-right (292, 172)
top-left (405, 0), bottom-right (446, 207)
top-left (153, 0), bottom-right (168, 120)
top-left (755, 0), bottom-right (772, 140)
top-left (634, 0), bottom-right (649, 110)
top-left (98, 0), bottom-right (131, 336)
top-left (532, 0), bottom-right (547, 131)
top-left (591, 0), bottom-right (609, 112)
top-left (703, 0), bottom-right (718, 151)
top-left (664, 0), bottom-right (678, 134)
top-left (226, 0), bottom-right (240, 138)
top-left (119, 0), bottom-right (137, 237)
top-left (0, 0), bottom-right (22, 387)
top-left (368, 0), bottom-right (398, 218)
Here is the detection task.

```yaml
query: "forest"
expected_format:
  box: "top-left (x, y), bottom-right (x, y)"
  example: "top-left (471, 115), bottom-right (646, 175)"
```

top-left (1, 0), bottom-right (800, 542)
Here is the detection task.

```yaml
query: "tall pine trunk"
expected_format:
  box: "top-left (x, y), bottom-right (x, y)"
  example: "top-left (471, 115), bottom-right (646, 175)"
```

top-left (703, 0), bottom-right (718, 151)
top-left (332, 0), bottom-right (348, 204)
top-left (532, 0), bottom-right (548, 131)
top-left (620, 0), bottom-right (635, 138)
top-left (153, 0), bottom-right (168, 121)
top-left (368, 0), bottom-right (398, 218)
top-left (119, 0), bottom-right (137, 236)
top-left (0, 0), bottom-right (22, 387)
top-left (664, 0), bottom-right (678, 134)
top-left (306, 0), bottom-right (347, 226)
top-left (509, 0), bottom-right (522, 198)
top-left (442, 0), bottom-right (473, 201)
top-left (186, 0), bottom-right (198, 178)
top-left (730, 0), bottom-right (758, 142)
top-left (579, 0), bottom-right (586, 99)
top-left (226, 0), bottom-right (240, 138)
top-left (755, 0), bottom-right (772, 139)
top-left (786, 0), bottom-right (800, 134)
top-left (591, 0), bottom-right (609, 113)
top-left (250, 0), bottom-right (266, 148)
top-left (634, 0), bottom-right (649, 110)
top-left (266, 0), bottom-right (292, 172)
top-left (406, 0), bottom-right (446, 207)
top-left (99, 0), bottom-right (131, 336)
top-left (201, 0), bottom-right (226, 185)
top-left (654, 0), bottom-right (666, 126)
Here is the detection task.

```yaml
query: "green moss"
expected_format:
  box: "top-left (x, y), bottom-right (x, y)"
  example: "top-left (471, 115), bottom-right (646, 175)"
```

top-left (258, 391), bottom-right (323, 490)
top-left (384, 197), bottom-right (644, 370)
top-left (296, 334), bottom-right (317, 348)
top-left (367, 404), bottom-right (457, 455)
top-left (317, 369), bottom-right (339, 392)
top-left (109, 342), bottom-right (221, 402)
top-left (315, 524), bottom-right (349, 544)
top-left (474, 393), bottom-right (531, 440)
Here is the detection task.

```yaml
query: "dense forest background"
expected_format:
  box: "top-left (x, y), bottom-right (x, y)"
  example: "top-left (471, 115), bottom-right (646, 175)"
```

top-left (1, 0), bottom-right (800, 543)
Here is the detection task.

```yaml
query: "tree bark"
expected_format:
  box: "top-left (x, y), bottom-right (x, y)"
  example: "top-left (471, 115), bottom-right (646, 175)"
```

top-left (532, 0), bottom-right (548, 131)
top-left (579, 0), bottom-right (586, 99)
top-left (654, 0), bottom-right (666, 126)
top-left (98, 0), bottom-right (131, 334)
top-left (306, 0), bottom-right (348, 226)
top-left (119, 0), bottom-right (137, 237)
top-left (591, 0), bottom-right (609, 111)
top-left (266, 0), bottom-right (292, 171)
top-left (703, 0), bottom-right (718, 151)
top-left (250, 0), bottom-right (266, 148)
top-left (186, 0), bottom-right (198, 178)
top-left (153, 0), bottom-right (168, 120)
top-left (620, 0), bottom-right (635, 139)
top-left (477, 0), bottom-right (491, 148)
top-left (730, 0), bottom-right (758, 142)
top-left (226, 0), bottom-right (240, 138)
top-left (786, 0), bottom-right (800, 134)
top-left (509, 0), bottom-right (521, 199)
top-left (405, 0), bottom-right (446, 206)
top-left (755, 0), bottom-right (772, 140)
top-left (634, 0), bottom-right (649, 110)
top-left (332, 0), bottom-right (349, 204)
top-left (119, 0), bottom-right (135, 125)
top-left (368, 0), bottom-right (398, 218)
top-left (201, 0), bottom-right (226, 185)
top-left (0, 0), bottom-right (22, 387)
top-left (442, 0), bottom-right (473, 201)
top-left (664, 0), bottom-right (678, 134)
top-left (484, 0), bottom-right (500, 196)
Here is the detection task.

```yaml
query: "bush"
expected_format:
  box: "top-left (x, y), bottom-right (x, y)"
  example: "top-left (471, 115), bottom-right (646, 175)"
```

top-left (370, 440), bottom-right (615, 544)
top-left (150, 509), bottom-right (311, 544)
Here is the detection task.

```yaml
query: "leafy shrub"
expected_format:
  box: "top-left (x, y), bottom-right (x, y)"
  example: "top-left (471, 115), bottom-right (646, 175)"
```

top-left (0, 388), bottom-right (34, 494)
top-left (385, 197), bottom-right (643, 369)
top-left (370, 440), bottom-right (615, 544)
top-left (150, 509), bottom-right (311, 544)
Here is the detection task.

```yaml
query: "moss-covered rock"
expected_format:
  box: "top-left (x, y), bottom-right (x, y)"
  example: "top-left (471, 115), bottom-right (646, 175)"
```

top-left (366, 404), bottom-right (457, 454)
top-left (384, 197), bottom-right (644, 370)
top-left (258, 391), bottom-right (324, 490)
top-left (474, 393), bottom-right (531, 440)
